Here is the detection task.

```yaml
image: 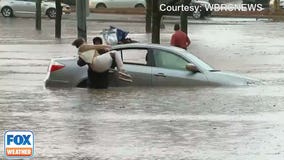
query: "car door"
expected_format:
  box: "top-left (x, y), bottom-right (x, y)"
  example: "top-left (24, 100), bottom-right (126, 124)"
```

top-left (114, 48), bottom-right (152, 86)
top-left (24, 0), bottom-right (36, 13)
top-left (10, 0), bottom-right (26, 13)
top-left (152, 49), bottom-right (208, 86)
top-left (114, 0), bottom-right (131, 8)
top-left (13, 0), bottom-right (35, 13)
top-left (103, 0), bottom-right (121, 8)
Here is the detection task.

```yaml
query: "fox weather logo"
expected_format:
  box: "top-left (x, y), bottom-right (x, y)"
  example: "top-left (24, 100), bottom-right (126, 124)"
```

top-left (4, 130), bottom-right (34, 159)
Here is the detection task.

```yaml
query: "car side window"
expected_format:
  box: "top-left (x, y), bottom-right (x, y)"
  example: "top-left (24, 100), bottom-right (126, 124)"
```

top-left (121, 49), bottom-right (150, 66)
top-left (154, 49), bottom-right (189, 71)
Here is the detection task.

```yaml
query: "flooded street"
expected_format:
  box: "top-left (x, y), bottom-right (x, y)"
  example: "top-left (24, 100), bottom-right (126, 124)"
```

top-left (0, 15), bottom-right (284, 159)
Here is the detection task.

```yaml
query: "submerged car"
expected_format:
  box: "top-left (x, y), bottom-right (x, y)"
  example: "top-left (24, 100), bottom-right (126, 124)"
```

top-left (45, 43), bottom-right (257, 88)
top-left (0, 0), bottom-right (71, 19)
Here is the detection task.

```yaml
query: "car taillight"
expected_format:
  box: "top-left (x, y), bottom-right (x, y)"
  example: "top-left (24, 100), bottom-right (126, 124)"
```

top-left (50, 62), bottom-right (65, 72)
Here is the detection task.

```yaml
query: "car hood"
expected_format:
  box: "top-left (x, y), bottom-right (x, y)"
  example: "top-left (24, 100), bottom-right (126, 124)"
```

top-left (206, 71), bottom-right (259, 86)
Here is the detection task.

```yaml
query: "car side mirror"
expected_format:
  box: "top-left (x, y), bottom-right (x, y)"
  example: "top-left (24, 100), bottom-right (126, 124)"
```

top-left (186, 64), bottom-right (199, 73)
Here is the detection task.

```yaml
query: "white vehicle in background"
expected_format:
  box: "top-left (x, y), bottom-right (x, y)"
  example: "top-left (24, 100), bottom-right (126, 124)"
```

top-left (0, 0), bottom-right (71, 19)
top-left (280, 0), bottom-right (284, 8)
top-left (192, 0), bottom-right (210, 4)
top-left (89, 0), bottom-right (146, 9)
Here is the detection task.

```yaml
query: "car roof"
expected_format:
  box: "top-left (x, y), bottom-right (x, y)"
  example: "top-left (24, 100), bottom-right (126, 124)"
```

top-left (112, 43), bottom-right (189, 56)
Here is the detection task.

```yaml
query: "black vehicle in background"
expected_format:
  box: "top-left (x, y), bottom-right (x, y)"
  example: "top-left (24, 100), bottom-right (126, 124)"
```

top-left (160, 0), bottom-right (212, 19)
top-left (242, 0), bottom-right (270, 8)
top-left (191, 1), bottom-right (212, 19)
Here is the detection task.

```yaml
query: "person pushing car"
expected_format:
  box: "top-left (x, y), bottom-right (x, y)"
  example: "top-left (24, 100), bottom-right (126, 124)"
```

top-left (72, 38), bottom-right (132, 89)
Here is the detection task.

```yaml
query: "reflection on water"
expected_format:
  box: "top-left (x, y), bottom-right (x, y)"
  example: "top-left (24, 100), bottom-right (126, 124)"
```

top-left (0, 85), bottom-right (284, 159)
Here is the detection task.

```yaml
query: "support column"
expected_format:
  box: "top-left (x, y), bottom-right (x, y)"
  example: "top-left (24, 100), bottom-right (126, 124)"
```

top-left (55, 0), bottom-right (62, 38)
top-left (36, 0), bottom-right (42, 30)
top-left (76, 0), bottom-right (87, 40)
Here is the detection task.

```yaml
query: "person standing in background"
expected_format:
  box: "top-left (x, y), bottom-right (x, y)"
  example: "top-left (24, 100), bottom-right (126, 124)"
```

top-left (170, 24), bottom-right (191, 50)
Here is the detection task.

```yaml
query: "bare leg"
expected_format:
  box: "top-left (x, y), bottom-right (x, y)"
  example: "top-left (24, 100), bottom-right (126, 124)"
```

top-left (110, 51), bottom-right (124, 71)
top-left (109, 51), bottom-right (132, 82)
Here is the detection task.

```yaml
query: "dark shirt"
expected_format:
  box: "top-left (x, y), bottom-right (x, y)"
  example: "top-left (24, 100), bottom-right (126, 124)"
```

top-left (77, 57), bottom-right (109, 89)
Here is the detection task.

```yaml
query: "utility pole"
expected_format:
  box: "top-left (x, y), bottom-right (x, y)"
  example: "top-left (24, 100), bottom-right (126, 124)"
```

top-left (36, 0), bottom-right (41, 30)
top-left (55, 0), bottom-right (62, 38)
top-left (76, 0), bottom-right (87, 40)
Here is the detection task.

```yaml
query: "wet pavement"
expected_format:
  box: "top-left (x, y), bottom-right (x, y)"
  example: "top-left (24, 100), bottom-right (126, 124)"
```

top-left (0, 15), bottom-right (284, 159)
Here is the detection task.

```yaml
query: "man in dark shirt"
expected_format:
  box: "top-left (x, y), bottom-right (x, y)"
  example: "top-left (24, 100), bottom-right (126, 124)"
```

top-left (77, 55), bottom-right (109, 89)
top-left (170, 24), bottom-right (191, 50)
top-left (76, 37), bottom-right (110, 89)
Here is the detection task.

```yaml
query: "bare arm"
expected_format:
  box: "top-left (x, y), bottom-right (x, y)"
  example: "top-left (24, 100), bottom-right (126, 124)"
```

top-left (170, 34), bottom-right (175, 46)
top-left (186, 35), bottom-right (191, 47)
top-left (79, 44), bottom-right (111, 53)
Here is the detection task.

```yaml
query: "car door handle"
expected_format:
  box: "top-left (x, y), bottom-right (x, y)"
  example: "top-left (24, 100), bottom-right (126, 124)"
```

top-left (154, 73), bottom-right (166, 77)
